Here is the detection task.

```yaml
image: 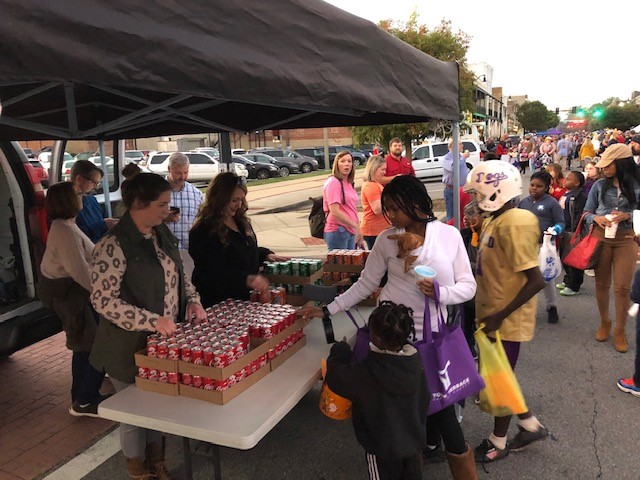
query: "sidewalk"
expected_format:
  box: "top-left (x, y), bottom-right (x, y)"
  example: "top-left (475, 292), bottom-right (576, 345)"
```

top-left (0, 333), bottom-right (115, 480)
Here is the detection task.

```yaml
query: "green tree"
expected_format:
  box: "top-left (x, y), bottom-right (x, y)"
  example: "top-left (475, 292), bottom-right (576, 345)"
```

top-left (351, 13), bottom-right (474, 158)
top-left (515, 101), bottom-right (558, 132)
top-left (590, 103), bottom-right (640, 131)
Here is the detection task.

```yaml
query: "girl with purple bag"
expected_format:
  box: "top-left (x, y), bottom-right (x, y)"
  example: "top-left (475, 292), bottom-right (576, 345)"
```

top-left (302, 175), bottom-right (478, 479)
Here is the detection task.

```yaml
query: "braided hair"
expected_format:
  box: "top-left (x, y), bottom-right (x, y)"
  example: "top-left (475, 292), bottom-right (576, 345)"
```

top-left (381, 175), bottom-right (436, 225)
top-left (368, 301), bottom-right (416, 352)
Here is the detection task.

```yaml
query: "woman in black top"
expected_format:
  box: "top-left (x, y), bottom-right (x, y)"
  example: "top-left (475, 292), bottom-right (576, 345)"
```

top-left (189, 172), bottom-right (288, 307)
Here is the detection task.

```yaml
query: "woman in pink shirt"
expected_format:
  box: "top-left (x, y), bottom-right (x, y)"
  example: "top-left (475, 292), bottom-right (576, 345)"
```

top-left (323, 151), bottom-right (365, 250)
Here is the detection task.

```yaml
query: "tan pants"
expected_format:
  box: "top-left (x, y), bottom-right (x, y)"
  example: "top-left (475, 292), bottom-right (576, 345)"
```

top-left (593, 227), bottom-right (638, 331)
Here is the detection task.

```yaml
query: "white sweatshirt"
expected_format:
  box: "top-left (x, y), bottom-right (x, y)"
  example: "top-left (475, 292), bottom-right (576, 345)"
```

top-left (328, 221), bottom-right (476, 340)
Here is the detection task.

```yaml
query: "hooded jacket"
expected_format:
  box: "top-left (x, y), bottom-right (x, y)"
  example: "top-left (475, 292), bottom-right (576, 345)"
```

top-left (326, 341), bottom-right (429, 459)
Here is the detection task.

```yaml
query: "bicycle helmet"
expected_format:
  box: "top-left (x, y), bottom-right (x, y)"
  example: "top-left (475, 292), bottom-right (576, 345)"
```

top-left (463, 160), bottom-right (522, 212)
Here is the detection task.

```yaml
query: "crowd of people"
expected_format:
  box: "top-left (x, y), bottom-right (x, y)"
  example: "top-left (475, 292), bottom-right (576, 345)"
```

top-left (38, 131), bottom-right (640, 479)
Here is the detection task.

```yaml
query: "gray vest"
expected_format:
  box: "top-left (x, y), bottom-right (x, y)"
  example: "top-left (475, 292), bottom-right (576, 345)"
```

top-left (90, 212), bottom-right (186, 383)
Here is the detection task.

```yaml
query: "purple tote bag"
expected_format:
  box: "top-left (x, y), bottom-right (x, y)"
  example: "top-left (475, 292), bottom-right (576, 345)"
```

top-left (346, 309), bottom-right (371, 362)
top-left (414, 285), bottom-right (485, 415)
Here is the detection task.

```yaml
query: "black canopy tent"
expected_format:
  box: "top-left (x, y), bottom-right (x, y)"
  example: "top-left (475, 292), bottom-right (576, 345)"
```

top-left (0, 0), bottom-right (459, 140)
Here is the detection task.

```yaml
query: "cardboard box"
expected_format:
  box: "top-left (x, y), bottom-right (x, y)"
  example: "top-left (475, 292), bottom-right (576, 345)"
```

top-left (179, 364), bottom-right (270, 405)
top-left (178, 340), bottom-right (270, 380)
top-left (323, 263), bottom-right (364, 274)
top-left (270, 336), bottom-right (306, 371)
top-left (135, 376), bottom-right (179, 396)
top-left (264, 318), bottom-right (305, 349)
top-left (265, 267), bottom-right (324, 286)
top-left (134, 350), bottom-right (179, 372)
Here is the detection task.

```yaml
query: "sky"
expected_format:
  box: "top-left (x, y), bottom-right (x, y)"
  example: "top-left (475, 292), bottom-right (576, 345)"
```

top-left (325, 0), bottom-right (637, 112)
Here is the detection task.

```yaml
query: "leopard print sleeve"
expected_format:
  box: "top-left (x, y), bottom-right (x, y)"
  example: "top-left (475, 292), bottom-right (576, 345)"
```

top-left (184, 276), bottom-right (201, 306)
top-left (90, 236), bottom-right (159, 332)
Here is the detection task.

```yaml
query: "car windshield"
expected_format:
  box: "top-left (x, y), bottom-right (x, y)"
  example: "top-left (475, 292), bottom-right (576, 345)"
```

top-left (63, 153), bottom-right (73, 161)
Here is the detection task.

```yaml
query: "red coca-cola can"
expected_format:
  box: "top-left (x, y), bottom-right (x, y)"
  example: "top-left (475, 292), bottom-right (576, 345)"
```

top-left (259, 289), bottom-right (271, 304)
top-left (156, 342), bottom-right (168, 359)
top-left (138, 366), bottom-right (150, 379)
top-left (181, 373), bottom-right (192, 386)
top-left (146, 339), bottom-right (159, 357)
top-left (203, 377), bottom-right (215, 390)
top-left (267, 348), bottom-right (277, 360)
top-left (158, 370), bottom-right (168, 383)
top-left (167, 343), bottom-right (181, 360)
top-left (192, 375), bottom-right (203, 388)
top-left (249, 290), bottom-right (260, 302)
top-left (148, 368), bottom-right (159, 381)
top-left (235, 368), bottom-right (247, 381)
top-left (259, 354), bottom-right (268, 368)
top-left (180, 344), bottom-right (192, 362)
top-left (227, 374), bottom-right (238, 387)
top-left (191, 346), bottom-right (204, 365)
top-left (213, 378), bottom-right (230, 391)
top-left (167, 372), bottom-right (180, 384)
top-left (203, 347), bottom-right (215, 367)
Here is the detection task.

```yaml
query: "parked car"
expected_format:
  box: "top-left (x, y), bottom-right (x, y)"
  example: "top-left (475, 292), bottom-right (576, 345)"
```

top-left (22, 148), bottom-right (36, 159)
top-left (28, 160), bottom-right (49, 187)
top-left (410, 140), bottom-right (483, 180)
top-left (193, 147), bottom-right (219, 158)
top-left (147, 151), bottom-right (247, 182)
top-left (243, 152), bottom-right (299, 177)
top-left (231, 155), bottom-right (281, 180)
top-left (38, 151), bottom-right (72, 170)
top-left (124, 150), bottom-right (146, 163)
top-left (61, 159), bottom-right (76, 181)
top-left (231, 148), bottom-right (246, 155)
top-left (249, 148), bottom-right (319, 174)
top-left (337, 146), bottom-right (367, 166)
top-left (73, 151), bottom-right (97, 161)
top-left (0, 142), bottom-right (61, 358)
top-left (294, 147), bottom-right (324, 167)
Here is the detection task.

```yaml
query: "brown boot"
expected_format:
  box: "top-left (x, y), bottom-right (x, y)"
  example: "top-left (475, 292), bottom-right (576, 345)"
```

top-left (614, 321), bottom-right (628, 352)
top-left (147, 441), bottom-right (175, 480)
top-left (125, 457), bottom-right (155, 480)
top-left (445, 443), bottom-right (479, 480)
top-left (595, 320), bottom-right (611, 342)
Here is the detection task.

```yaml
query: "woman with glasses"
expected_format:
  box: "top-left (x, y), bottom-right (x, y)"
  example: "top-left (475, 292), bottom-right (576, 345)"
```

top-left (189, 172), bottom-right (289, 308)
top-left (70, 159), bottom-right (118, 243)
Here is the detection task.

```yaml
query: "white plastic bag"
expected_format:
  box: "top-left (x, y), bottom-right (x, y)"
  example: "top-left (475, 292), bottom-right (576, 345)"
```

top-left (539, 233), bottom-right (561, 282)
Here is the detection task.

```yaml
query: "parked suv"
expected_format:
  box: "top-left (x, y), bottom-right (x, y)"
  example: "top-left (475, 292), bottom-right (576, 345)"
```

top-left (231, 155), bottom-right (281, 180)
top-left (410, 140), bottom-right (483, 180)
top-left (249, 148), bottom-right (318, 174)
top-left (124, 150), bottom-right (146, 163)
top-left (147, 151), bottom-right (248, 182)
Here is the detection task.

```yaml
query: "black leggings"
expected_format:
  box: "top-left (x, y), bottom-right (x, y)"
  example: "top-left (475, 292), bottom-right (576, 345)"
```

top-left (426, 404), bottom-right (467, 454)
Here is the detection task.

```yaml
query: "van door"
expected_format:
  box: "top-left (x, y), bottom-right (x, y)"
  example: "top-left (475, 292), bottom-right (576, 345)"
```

top-left (411, 145), bottom-right (432, 179)
top-left (430, 143), bottom-right (449, 178)
top-left (187, 152), bottom-right (217, 182)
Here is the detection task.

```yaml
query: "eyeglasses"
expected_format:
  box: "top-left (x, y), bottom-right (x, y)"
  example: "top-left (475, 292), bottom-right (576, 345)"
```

top-left (83, 175), bottom-right (101, 187)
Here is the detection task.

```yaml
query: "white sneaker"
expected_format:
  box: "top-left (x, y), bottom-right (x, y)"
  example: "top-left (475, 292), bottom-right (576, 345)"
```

top-left (556, 282), bottom-right (566, 290)
top-left (559, 287), bottom-right (578, 296)
top-left (585, 269), bottom-right (595, 277)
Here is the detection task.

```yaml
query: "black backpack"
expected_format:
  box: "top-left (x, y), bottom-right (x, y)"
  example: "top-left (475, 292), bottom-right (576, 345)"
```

top-left (308, 177), bottom-right (345, 239)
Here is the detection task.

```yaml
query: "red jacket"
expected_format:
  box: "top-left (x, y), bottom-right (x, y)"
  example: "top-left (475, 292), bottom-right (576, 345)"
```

top-left (384, 154), bottom-right (415, 177)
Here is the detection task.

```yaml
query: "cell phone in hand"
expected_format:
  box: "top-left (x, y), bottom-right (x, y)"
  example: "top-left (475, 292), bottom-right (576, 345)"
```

top-left (170, 206), bottom-right (180, 214)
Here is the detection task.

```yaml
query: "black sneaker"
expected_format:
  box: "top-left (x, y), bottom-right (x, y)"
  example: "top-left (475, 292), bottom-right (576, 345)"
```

top-left (548, 306), bottom-right (559, 324)
top-left (474, 438), bottom-right (509, 463)
top-left (69, 401), bottom-right (100, 418)
top-left (422, 444), bottom-right (446, 464)
top-left (509, 425), bottom-right (549, 451)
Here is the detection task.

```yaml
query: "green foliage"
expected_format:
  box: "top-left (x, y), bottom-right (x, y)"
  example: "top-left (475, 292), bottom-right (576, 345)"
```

top-left (597, 104), bottom-right (640, 131)
top-left (515, 101), bottom-right (558, 132)
top-left (351, 12), bottom-right (473, 155)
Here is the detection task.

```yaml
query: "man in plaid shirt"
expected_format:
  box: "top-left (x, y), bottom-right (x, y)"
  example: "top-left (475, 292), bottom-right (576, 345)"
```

top-left (165, 152), bottom-right (204, 276)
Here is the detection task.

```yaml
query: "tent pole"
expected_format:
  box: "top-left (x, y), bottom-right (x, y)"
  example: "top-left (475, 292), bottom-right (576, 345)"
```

top-left (219, 132), bottom-right (232, 173)
top-left (98, 140), bottom-right (112, 217)
top-left (452, 123), bottom-right (460, 230)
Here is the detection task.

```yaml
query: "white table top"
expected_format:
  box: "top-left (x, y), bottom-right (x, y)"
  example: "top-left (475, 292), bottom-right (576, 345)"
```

top-left (98, 308), bottom-right (372, 450)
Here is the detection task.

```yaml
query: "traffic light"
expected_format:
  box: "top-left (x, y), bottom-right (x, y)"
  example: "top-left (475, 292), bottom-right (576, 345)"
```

top-left (571, 106), bottom-right (577, 114)
top-left (593, 108), bottom-right (604, 118)
top-left (555, 108), bottom-right (559, 115)
top-left (576, 109), bottom-right (585, 118)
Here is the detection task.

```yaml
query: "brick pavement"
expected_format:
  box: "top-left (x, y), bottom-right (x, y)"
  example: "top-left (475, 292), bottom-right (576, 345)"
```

top-left (0, 332), bottom-right (115, 480)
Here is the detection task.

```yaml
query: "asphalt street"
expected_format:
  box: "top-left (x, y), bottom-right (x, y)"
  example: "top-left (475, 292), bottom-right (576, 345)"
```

top-left (82, 273), bottom-right (640, 480)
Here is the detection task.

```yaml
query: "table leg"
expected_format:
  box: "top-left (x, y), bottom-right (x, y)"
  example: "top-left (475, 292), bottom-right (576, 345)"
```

top-left (183, 437), bottom-right (193, 480)
top-left (210, 443), bottom-right (222, 480)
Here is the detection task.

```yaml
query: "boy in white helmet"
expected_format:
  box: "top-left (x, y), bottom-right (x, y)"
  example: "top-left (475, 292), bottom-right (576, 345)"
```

top-left (464, 160), bottom-right (549, 462)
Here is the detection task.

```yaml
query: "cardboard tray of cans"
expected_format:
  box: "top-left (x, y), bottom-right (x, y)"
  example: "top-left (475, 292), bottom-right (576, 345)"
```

top-left (179, 364), bottom-right (270, 405)
top-left (134, 351), bottom-right (180, 395)
top-left (264, 267), bottom-right (324, 286)
top-left (270, 335), bottom-right (306, 371)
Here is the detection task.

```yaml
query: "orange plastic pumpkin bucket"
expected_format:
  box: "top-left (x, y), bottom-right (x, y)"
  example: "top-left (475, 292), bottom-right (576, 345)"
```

top-left (319, 359), bottom-right (352, 420)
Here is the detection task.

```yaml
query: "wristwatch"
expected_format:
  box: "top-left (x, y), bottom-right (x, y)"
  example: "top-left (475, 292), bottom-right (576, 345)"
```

top-left (322, 305), bottom-right (330, 318)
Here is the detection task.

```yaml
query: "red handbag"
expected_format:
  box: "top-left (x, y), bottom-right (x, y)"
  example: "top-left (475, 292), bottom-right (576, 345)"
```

top-left (562, 213), bottom-right (603, 270)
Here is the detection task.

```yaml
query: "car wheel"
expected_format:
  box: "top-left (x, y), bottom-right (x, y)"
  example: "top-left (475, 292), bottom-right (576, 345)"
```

top-left (256, 169), bottom-right (270, 180)
top-left (278, 167), bottom-right (290, 177)
top-left (352, 158), bottom-right (361, 167)
top-left (300, 163), bottom-right (312, 173)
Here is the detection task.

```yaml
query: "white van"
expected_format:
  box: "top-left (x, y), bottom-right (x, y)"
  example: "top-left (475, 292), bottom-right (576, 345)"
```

top-left (410, 140), bottom-right (483, 180)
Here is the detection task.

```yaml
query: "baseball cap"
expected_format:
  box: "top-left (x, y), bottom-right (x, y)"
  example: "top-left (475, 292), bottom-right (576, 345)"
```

top-left (629, 135), bottom-right (640, 144)
top-left (595, 143), bottom-right (633, 168)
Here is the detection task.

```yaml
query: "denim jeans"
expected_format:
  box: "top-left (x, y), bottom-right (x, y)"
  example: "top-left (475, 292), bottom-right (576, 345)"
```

top-left (324, 226), bottom-right (355, 250)
top-left (444, 186), bottom-right (454, 222)
top-left (71, 350), bottom-right (105, 404)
